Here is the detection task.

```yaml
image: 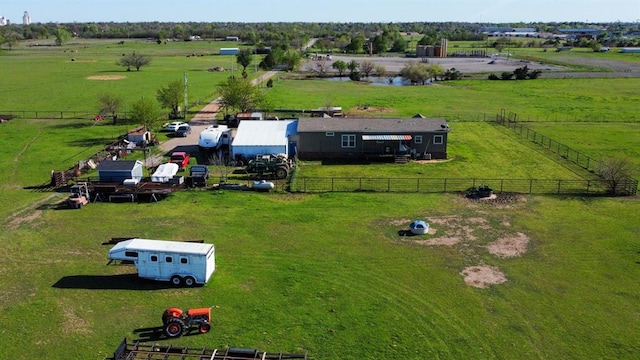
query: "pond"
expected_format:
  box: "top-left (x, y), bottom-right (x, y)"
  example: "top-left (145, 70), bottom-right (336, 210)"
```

top-left (323, 76), bottom-right (433, 86)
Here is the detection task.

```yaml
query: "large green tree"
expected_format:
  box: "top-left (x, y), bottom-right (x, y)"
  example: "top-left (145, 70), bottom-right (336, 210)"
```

top-left (55, 27), bottom-right (71, 46)
top-left (129, 97), bottom-right (161, 131)
top-left (281, 50), bottom-right (301, 71)
top-left (236, 48), bottom-right (253, 74)
top-left (332, 60), bottom-right (348, 77)
top-left (156, 80), bottom-right (185, 119)
top-left (217, 76), bottom-right (265, 114)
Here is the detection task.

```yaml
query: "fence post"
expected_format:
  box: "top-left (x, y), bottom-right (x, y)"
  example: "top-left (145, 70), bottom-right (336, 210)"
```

top-left (331, 178), bottom-right (334, 192)
top-left (500, 179), bottom-right (504, 192)
top-left (417, 178), bottom-right (420, 193)
top-left (529, 179), bottom-right (533, 194)
top-left (359, 178), bottom-right (362, 191)
top-left (387, 178), bottom-right (391, 192)
top-left (304, 177), bottom-right (307, 192)
top-left (444, 178), bottom-right (447, 192)
top-left (557, 180), bottom-right (561, 194)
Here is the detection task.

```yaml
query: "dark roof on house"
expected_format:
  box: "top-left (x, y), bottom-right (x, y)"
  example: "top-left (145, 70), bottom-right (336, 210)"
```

top-left (97, 160), bottom-right (141, 171)
top-left (297, 117), bottom-right (449, 133)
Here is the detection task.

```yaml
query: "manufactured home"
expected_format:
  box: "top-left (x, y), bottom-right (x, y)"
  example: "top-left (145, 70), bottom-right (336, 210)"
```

top-left (296, 117), bottom-right (449, 160)
top-left (219, 47), bottom-right (240, 55)
top-left (108, 239), bottom-right (215, 286)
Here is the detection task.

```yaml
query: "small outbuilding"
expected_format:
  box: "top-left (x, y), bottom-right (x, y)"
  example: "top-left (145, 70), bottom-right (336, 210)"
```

top-left (126, 126), bottom-right (151, 146)
top-left (97, 160), bottom-right (144, 184)
top-left (219, 48), bottom-right (240, 55)
top-left (231, 120), bottom-right (298, 160)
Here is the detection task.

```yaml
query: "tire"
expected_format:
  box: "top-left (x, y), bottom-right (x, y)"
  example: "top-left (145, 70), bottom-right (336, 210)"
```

top-left (183, 276), bottom-right (196, 287)
top-left (199, 322), bottom-right (211, 333)
top-left (164, 318), bottom-right (185, 338)
top-left (170, 275), bottom-right (182, 286)
top-left (276, 166), bottom-right (289, 179)
top-left (163, 308), bottom-right (183, 324)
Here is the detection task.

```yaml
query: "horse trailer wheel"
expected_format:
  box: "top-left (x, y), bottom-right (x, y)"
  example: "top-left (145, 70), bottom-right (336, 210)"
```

top-left (183, 276), bottom-right (196, 287)
top-left (170, 275), bottom-right (182, 286)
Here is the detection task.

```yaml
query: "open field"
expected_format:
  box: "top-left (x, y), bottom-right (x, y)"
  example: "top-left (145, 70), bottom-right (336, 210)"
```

top-left (1, 39), bottom-right (640, 359)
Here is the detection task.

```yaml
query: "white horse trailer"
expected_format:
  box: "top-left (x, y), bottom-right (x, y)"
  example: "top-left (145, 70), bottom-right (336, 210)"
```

top-left (108, 239), bottom-right (215, 286)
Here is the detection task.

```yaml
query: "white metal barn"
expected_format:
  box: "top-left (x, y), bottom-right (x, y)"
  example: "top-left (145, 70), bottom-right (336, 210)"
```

top-left (231, 120), bottom-right (297, 159)
top-left (108, 239), bottom-right (215, 286)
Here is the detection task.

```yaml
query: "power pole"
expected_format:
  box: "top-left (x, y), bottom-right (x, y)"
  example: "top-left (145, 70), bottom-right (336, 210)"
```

top-left (183, 71), bottom-right (188, 119)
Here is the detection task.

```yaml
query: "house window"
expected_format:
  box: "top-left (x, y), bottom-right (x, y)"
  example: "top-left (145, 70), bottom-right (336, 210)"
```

top-left (325, 132), bottom-right (335, 137)
top-left (125, 251), bottom-right (138, 258)
top-left (150, 255), bottom-right (158, 262)
top-left (434, 135), bottom-right (444, 145)
top-left (414, 135), bottom-right (423, 144)
top-left (180, 257), bottom-right (188, 264)
top-left (341, 134), bottom-right (356, 148)
top-left (165, 256), bottom-right (173, 263)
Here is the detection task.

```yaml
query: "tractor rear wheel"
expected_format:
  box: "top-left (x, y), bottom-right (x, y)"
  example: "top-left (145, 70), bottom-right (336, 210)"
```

top-left (199, 322), bottom-right (211, 333)
top-left (164, 318), bottom-right (186, 338)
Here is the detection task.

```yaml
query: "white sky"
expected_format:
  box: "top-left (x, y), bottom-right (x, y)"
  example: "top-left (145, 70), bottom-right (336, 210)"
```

top-left (1, 0), bottom-right (639, 23)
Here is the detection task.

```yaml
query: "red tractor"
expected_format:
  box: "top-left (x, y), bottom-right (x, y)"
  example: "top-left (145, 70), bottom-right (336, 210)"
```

top-left (162, 307), bottom-right (211, 338)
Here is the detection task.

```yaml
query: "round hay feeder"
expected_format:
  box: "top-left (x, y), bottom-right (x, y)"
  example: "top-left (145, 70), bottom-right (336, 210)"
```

top-left (409, 220), bottom-right (429, 235)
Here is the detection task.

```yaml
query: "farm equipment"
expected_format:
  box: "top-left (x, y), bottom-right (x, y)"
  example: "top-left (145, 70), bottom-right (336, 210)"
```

top-left (245, 154), bottom-right (291, 179)
top-left (68, 183), bottom-right (89, 209)
top-left (162, 307), bottom-right (211, 338)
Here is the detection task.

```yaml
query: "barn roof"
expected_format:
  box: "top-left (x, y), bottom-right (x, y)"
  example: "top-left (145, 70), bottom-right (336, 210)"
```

top-left (233, 120), bottom-right (297, 147)
top-left (296, 117), bottom-right (449, 133)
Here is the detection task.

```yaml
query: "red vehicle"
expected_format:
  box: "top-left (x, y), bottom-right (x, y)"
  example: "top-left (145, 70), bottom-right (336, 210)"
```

top-left (169, 152), bottom-right (190, 171)
top-left (162, 307), bottom-right (211, 338)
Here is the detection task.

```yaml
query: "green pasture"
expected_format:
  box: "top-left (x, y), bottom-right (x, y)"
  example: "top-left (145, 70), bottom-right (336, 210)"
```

top-left (1, 39), bottom-right (640, 359)
top-left (265, 78), bottom-right (640, 121)
top-left (0, 38), bottom-right (261, 116)
top-left (1, 191), bottom-right (639, 359)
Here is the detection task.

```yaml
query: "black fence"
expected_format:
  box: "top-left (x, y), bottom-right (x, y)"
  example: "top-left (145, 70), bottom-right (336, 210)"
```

top-left (290, 177), bottom-right (612, 195)
top-left (496, 111), bottom-right (638, 196)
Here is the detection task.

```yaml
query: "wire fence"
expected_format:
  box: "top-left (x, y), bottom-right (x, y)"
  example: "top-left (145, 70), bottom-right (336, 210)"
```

top-left (496, 110), bottom-right (638, 196)
top-left (290, 177), bottom-right (612, 195)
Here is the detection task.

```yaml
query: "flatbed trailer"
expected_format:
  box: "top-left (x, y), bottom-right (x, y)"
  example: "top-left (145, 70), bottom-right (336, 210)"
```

top-left (109, 338), bottom-right (308, 360)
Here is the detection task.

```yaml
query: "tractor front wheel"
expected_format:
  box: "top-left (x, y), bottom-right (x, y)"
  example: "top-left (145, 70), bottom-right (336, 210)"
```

top-left (199, 322), bottom-right (211, 333)
top-left (276, 166), bottom-right (289, 179)
top-left (164, 318), bottom-right (185, 338)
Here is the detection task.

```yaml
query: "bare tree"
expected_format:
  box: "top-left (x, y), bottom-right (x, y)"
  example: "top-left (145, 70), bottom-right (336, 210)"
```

top-left (360, 60), bottom-right (375, 77)
top-left (97, 93), bottom-right (123, 124)
top-left (314, 58), bottom-right (330, 76)
top-left (118, 52), bottom-right (151, 71)
top-left (598, 157), bottom-right (636, 195)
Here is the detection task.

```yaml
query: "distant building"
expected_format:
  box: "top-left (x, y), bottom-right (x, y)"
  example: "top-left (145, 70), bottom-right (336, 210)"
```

top-left (23, 11), bottom-right (30, 25)
top-left (219, 48), bottom-right (240, 55)
top-left (0, 16), bottom-right (9, 26)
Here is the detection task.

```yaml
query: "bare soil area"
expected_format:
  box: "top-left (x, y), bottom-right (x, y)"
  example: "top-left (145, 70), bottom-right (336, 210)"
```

top-left (460, 265), bottom-right (507, 288)
top-left (86, 75), bottom-right (127, 80)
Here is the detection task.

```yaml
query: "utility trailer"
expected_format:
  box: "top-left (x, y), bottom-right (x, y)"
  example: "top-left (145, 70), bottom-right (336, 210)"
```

top-left (110, 338), bottom-right (308, 360)
top-left (108, 239), bottom-right (215, 287)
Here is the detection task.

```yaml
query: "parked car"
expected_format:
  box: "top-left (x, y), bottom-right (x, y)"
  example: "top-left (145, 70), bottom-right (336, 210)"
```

top-left (166, 121), bottom-right (187, 132)
top-left (175, 124), bottom-right (191, 137)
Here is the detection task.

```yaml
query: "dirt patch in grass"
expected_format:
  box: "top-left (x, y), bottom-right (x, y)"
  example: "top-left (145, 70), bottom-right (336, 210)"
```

top-left (346, 106), bottom-right (394, 117)
top-left (87, 75), bottom-right (127, 80)
top-left (392, 212), bottom-right (531, 288)
top-left (487, 232), bottom-right (530, 258)
top-left (460, 265), bottom-right (507, 288)
top-left (59, 300), bottom-right (92, 335)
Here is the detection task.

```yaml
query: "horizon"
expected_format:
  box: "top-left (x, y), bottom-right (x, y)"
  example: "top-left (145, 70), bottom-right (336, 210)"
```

top-left (1, 0), bottom-right (639, 24)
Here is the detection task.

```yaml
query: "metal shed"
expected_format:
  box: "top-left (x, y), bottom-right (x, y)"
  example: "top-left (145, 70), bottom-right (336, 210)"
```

top-left (231, 120), bottom-right (297, 159)
top-left (97, 160), bottom-right (144, 184)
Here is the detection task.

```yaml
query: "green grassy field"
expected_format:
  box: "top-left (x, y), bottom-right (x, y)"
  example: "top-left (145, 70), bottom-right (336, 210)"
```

top-left (1, 39), bottom-right (640, 359)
